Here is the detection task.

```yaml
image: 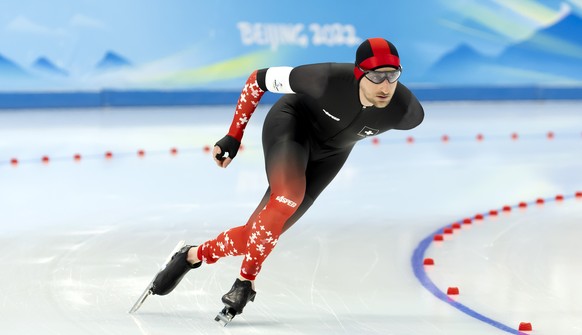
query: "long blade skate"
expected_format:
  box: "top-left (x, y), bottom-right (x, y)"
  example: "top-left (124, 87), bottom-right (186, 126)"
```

top-left (128, 240), bottom-right (186, 313)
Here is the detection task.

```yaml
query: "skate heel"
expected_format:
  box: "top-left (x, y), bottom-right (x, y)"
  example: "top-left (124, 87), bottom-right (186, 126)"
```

top-left (150, 245), bottom-right (201, 296)
top-left (214, 278), bottom-right (257, 326)
top-left (129, 240), bottom-right (188, 313)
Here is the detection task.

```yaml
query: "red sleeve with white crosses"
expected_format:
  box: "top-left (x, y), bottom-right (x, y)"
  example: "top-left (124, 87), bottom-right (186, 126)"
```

top-left (226, 70), bottom-right (265, 142)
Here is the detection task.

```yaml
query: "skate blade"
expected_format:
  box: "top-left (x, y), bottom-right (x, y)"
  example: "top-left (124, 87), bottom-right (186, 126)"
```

top-left (214, 307), bottom-right (236, 327)
top-left (128, 287), bottom-right (152, 313)
top-left (128, 240), bottom-right (186, 314)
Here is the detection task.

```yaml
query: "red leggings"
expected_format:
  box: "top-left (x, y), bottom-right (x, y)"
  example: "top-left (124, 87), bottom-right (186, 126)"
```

top-left (197, 192), bottom-right (302, 280)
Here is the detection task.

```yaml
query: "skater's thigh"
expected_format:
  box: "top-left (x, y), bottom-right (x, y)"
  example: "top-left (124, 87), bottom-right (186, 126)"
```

top-left (305, 148), bottom-right (352, 200)
top-left (281, 148), bottom-right (352, 232)
top-left (262, 110), bottom-right (310, 195)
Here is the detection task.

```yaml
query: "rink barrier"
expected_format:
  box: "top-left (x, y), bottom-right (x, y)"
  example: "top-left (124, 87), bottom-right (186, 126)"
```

top-left (1, 86), bottom-right (582, 109)
top-left (3, 130), bottom-right (580, 167)
top-left (412, 192), bottom-right (582, 334)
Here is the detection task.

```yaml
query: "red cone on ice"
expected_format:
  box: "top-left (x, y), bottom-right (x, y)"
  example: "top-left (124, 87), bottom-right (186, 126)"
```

top-left (518, 322), bottom-right (532, 331)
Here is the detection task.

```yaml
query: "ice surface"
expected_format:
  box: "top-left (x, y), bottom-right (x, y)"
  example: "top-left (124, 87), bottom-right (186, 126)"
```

top-left (0, 101), bottom-right (580, 334)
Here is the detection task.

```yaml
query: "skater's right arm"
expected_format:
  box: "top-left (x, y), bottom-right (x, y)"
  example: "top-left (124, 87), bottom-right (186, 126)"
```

top-left (214, 67), bottom-right (297, 168)
top-left (214, 65), bottom-right (328, 168)
top-left (213, 70), bottom-right (265, 168)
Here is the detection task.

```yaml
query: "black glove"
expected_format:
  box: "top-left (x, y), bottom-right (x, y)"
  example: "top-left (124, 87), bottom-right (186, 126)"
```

top-left (214, 135), bottom-right (241, 161)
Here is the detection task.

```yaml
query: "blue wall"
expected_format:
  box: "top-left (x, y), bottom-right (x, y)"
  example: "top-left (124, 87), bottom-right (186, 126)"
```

top-left (3, 87), bottom-right (582, 109)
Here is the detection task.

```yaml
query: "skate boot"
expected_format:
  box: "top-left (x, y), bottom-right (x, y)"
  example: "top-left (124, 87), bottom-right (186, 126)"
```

top-left (151, 245), bottom-right (201, 296)
top-left (214, 278), bottom-right (257, 326)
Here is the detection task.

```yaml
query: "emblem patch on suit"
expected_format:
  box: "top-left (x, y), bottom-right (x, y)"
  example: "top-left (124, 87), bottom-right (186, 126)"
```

top-left (358, 126), bottom-right (379, 137)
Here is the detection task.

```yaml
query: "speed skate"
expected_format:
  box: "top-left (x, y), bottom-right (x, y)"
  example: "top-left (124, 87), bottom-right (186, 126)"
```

top-left (214, 278), bottom-right (257, 326)
top-left (128, 240), bottom-right (186, 313)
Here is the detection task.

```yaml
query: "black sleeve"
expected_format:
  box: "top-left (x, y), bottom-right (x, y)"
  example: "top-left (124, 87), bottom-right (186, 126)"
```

top-left (288, 63), bottom-right (332, 98)
top-left (256, 68), bottom-right (268, 92)
top-left (394, 83), bottom-right (424, 130)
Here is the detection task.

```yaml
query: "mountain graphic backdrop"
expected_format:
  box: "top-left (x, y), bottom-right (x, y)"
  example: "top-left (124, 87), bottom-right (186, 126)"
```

top-left (0, 54), bottom-right (30, 78)
top-left (1, 12), bottom-right (582, 90)
top-left (95, 51), bottom-right (132, 71)
top-left (423, 13), bottom-right (582, 85)
top-left (32, 57), bottom-right (68, 77)
top-left (0, 51), bottom-right (133, 90)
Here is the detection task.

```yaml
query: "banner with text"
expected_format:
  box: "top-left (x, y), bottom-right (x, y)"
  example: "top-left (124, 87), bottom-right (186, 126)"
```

top-left (1, 0), bottom-right (581, 92)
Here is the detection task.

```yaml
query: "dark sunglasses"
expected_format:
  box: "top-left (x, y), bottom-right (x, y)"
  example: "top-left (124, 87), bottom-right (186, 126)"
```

top-left (358, 66), bottom-right (402, 84)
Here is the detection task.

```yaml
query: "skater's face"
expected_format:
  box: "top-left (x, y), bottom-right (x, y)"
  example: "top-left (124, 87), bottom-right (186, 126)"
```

top-left (359, 66), bottom-right (399, 108)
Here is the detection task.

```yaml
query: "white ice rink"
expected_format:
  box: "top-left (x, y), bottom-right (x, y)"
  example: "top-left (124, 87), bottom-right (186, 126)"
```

top-left (0, 100), bottom-right (581, 334)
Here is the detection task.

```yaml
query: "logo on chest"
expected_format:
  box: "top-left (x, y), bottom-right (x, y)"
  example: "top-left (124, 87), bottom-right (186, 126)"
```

top-left (322, 109), bottom-right (340, 122)
top-left (357, 126), bottom-right (380, 137)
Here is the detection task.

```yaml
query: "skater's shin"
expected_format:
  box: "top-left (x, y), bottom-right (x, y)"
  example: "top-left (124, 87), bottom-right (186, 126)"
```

top-left (198, 190), bottom-right (303, 280)
top-left (239, 191), bottom-right (303, 280)
top-left (197, 226), bottom-right (248, 264)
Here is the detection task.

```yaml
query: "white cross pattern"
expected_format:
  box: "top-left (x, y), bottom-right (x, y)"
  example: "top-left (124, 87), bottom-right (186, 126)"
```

top-left (358, 126), bottom-right (380, 137)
